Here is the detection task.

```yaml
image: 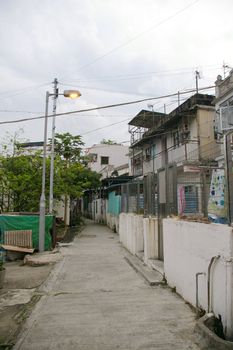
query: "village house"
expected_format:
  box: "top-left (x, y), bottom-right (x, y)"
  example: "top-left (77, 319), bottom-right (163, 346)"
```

top-left (129, 93), bottom-right (218, 216)
top-left (85, 143), bottom-right (129, 179)
top-left (83, 143), bottom-right (130, 226)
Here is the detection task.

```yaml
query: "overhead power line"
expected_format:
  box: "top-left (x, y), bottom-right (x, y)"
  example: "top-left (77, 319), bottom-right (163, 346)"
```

top-left (82, 118), bottom-right (132, 135)
top-left (63, 64), bottom-right (220, 84)
top-left (0, 82), bottom-right (51, 100)
top-left (61, 0), bottom-right (201, 78)
top-left (0, 85), bottom-right (215, 126)
top-left (0, 109), bottom-right (42, 114)
top-left (60, 82), bottom-right (154, 98)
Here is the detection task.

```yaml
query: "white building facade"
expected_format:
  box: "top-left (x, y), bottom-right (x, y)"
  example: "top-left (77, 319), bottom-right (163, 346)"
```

top-left (85, 144), bottom-right (129, 179)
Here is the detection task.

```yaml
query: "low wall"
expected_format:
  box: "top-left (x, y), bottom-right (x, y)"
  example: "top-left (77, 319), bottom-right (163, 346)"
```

top-left (143, 216), bottom-right (159, 263)
top-left (106, 213), bottom-right (119, 232)
top-left (119, 213), bottom-right (143, 255)
top-left (163, 218), bottom-right (233, 340)
top-left (119, 213), bottom-right (158, 261)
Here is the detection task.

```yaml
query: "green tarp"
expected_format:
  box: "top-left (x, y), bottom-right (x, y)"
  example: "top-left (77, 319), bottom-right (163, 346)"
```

top-left (0, 215), bottom-right (53, 251)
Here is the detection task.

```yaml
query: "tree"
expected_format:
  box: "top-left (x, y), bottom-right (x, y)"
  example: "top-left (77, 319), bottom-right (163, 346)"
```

top-left (52, 133), bottom-right (85, 224)
top-left (100, 139), bottom-right (117, 145)
top-left (52, 133), bottom-right (100, 224)
top-left (0, 132), bottom-right (100, 218)
top-left (0, 151), bottom-right (46, 212)
top-left (53, 132), bottom-right (84, 163)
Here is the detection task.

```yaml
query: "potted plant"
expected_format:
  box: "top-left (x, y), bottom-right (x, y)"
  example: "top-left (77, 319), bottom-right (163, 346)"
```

top-left (0, 259), bottom-right (6, 288)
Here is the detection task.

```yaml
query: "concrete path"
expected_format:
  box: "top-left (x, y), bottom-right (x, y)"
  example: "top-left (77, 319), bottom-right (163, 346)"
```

top-left (14, 221), bottom-right (200, 350)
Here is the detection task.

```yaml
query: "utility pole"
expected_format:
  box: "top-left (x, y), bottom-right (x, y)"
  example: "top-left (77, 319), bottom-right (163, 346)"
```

top-left (49, 78), bottom-right (59, 214)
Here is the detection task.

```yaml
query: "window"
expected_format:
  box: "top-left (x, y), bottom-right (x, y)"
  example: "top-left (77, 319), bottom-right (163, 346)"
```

top-left (173, 131), bottom-right (179, 148)
top-left (151, 144), bottom-right (156, 158)
top-left (144, 147), bottom-right (151, 161)
top-left (101, 156), bottom-right (109, 165)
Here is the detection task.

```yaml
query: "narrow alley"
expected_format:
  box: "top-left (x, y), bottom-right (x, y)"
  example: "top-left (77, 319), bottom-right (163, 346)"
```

top-left (14, 221), bottom-right (200, 350)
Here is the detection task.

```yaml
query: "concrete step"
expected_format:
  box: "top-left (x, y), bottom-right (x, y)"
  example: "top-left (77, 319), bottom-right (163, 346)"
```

top-left (124, 252), bottom-right (165, 286)
top-left (147, 259), bottom-right (164, 277)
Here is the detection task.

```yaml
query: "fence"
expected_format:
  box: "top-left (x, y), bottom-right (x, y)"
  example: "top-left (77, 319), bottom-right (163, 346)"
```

top-left (176, 168), bottom-right (210, 216)
top-left (120, 164), bottom-right (224, 220)
top-left (121, 181), bottom-right (144, 214)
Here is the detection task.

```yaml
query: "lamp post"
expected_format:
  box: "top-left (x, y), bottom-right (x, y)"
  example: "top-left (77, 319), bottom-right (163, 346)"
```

top-left (49, 78), bottom-right (59, 214)
top-left (39, 91), bottom-right (50, 253)
top-left (38, 85), bottom-right (81, 253)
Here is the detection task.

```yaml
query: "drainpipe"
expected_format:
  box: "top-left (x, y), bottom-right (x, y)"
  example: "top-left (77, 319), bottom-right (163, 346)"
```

top-left (224, 257), bottom-right (233, 340)
top-left (196, 272), bottom-right (205, 311)
top-left (207, 255), bottom-right (220, 313)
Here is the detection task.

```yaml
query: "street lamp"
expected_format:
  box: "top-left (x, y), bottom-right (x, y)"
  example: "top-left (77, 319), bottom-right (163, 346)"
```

top-left (63, 90), bottom-right (82, 99)
top-left (39, 83), bottom-right (81, 253)
top-left (49, 88), bottom-right (82, 214)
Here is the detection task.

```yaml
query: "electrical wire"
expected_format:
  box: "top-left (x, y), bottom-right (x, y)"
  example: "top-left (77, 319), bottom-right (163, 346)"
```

top-left (82, 118), bottom-right (132, 135)
top-left (0, 109), bottom-right (42, 114)
top-left (0, 82), bottom-right (51, 100)
top-left (61, 0), bottom-right (201, 79)
top-left (60, 83), bottom-right (154, 98)
top-left (63, 64), bottom-right (220, 84)
top-left (0, 85), bottom-right (214, 125)
top-left (60, 64), bottom-right (219, 99)
top-left (0, 85), bottom-right (215, 126)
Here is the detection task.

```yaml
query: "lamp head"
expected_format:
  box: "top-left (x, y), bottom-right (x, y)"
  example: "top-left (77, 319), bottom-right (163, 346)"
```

top-left (63, 90), bottom-right (81, 99)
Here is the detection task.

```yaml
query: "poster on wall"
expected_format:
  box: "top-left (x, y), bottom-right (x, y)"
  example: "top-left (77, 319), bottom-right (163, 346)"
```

top-left (208, 169), bottom-right (227, 222)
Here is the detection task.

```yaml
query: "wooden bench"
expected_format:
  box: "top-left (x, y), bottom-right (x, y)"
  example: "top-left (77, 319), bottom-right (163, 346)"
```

top-left (1, 230), bottom-right (34, 253)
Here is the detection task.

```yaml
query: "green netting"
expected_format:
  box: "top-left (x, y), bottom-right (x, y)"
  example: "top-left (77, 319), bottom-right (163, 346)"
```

top-left (0, 215), bottom-right (53, 251)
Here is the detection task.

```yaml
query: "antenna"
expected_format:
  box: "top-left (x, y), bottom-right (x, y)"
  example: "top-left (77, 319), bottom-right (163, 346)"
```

top-left (195, 70), bottom-right (201, 93)
top-left (223, 61), bottom-right (232, 78)
top-left (147, 104), bottom-right (155, 127)
top-left (147, 103), bottom-right (154, 111)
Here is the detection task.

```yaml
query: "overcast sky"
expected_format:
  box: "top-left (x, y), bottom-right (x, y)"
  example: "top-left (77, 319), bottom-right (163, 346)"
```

top-left (0, 0), bottom-right (232, 150)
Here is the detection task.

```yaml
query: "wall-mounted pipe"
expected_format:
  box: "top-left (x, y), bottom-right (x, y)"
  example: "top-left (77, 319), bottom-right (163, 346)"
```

top-left (207, 255), bottom-right (220, 313)
top-left (196, 272), bottom-right (206, 311)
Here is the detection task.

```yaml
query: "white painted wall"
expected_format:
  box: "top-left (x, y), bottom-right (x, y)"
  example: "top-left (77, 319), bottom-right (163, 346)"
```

top-left (106, 213), bottom-right (119, 232)
top-left (119, 213), bottom-right (144, 255)
top-left (140, 138), bottom-right (163, 174)
top-left (163, 218), bottom-right (233, 340)
top-left (119, 213), bottom-right (158, 263)
top-left (91, 198), bottom-right (106, 223)
top-left (143, 216), bottom-right (159, 263)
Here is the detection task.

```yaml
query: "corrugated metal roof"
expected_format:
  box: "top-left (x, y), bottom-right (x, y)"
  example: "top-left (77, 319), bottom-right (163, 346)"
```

top-left (128, 109), bottom-right (167, 128)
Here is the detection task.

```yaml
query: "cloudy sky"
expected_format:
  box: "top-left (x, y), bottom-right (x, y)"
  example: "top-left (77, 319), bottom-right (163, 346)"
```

top-left (0, 0), bottom-right (232, 149)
